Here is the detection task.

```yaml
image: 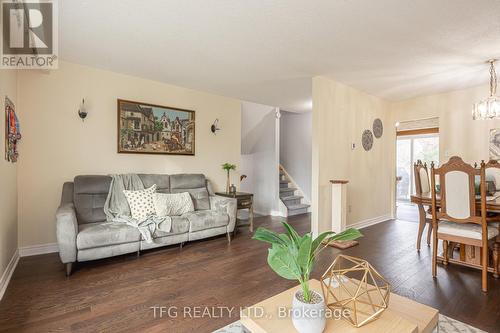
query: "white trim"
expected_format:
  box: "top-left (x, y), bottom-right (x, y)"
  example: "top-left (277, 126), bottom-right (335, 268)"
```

top-left (279, 165), bottom-right (311, 206)
top-left (19, 243), bottom-right (59, 257)
top-left (0, 249), bottom-right (19, 301)
top-left (270, 210), bottom-right (286, 217)
top-left (349, 214), bottom-right (393, 230)
top-left (277, 199), bottom-right (288, 217)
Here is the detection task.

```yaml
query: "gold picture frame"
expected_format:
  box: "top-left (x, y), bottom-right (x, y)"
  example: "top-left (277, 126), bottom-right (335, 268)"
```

top-left (117, 99), bottom-right (195, 155)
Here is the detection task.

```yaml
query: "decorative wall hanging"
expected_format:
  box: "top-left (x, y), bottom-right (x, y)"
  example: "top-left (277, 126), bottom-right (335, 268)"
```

top-left (489, 129), bottom-right (500, 160)
top-left (321, 255), bottom-right (390, 328)
top-left (362, 130), bottom-right (373, 151)
top-left (118, 99), bottom-right (195, 155)
top-left (373, 118), bottom-right (383, 138)
top-left (4, 97), bottom-right (21, 162)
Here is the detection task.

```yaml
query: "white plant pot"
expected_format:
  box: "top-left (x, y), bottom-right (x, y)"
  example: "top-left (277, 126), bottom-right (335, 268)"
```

top-left (291, 289), bottom-right (326, 333)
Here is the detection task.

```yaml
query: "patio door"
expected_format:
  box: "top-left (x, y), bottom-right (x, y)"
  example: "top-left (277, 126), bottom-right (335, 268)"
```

top-left (396, 133), bottom-right (439, 202)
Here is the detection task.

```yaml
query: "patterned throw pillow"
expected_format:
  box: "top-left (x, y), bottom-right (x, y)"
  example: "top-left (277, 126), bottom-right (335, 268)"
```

top-left (123, 185), bottom-right (157, 221)
top-left (153, 192), bottom-right (194, 216)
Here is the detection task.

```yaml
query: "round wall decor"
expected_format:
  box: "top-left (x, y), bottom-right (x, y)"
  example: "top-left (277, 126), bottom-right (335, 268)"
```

top-left (362, 130), bottom-right (374, 151)
top-left (373, 118), bottom-right (383, 138)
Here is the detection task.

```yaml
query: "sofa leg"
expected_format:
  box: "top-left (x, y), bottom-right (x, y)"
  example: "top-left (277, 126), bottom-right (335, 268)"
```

top-left (137, 249), bottom-right (141, 258)
top-left (180, 242), bottom-right (184, 249)
top-left (65, 263), bottom-right (73, 276)
top-left (227, 232), bottom-right (232, 244)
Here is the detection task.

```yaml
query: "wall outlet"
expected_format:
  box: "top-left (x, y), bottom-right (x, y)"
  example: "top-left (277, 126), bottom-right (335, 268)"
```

top-left (351, 143), bottom-right (356, 150)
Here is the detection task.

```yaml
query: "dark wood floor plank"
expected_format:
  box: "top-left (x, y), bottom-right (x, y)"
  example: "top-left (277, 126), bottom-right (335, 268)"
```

top-left (0, 214), bottom-right (499, 332)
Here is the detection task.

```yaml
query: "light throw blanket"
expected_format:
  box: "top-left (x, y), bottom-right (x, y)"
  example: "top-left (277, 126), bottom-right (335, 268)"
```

top-left (103, 174), bottom-right (171, 243)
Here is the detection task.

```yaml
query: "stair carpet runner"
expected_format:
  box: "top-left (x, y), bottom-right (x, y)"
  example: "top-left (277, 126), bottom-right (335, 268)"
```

top-left (279, 170), bottom-right (310, 216)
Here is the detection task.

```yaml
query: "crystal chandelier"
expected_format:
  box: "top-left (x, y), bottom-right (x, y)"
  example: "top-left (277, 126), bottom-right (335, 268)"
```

top-left (472, 59), bottom-right (500, 120)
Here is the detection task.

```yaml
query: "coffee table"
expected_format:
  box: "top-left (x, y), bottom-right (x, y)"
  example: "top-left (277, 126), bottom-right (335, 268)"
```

top-left (240, 279), bottom-right (438, 333)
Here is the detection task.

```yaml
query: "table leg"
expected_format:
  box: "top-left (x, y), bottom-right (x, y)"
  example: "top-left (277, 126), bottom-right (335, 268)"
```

top-left (233, 209), bottom-right (238, 237)
top-left (249, 204), bottom-right (254, 233)
top-left (494, 242), bottom-right (499, 279)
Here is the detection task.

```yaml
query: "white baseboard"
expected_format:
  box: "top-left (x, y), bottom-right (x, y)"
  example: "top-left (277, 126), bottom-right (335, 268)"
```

top-left (349, 214), bottom-right (393, 230)
top-left (270, 210), bottom-right (286, 217)
top-left (19, 243), bottom-right (59, 257)
top-left (0, 249), bottom-right (19, 301)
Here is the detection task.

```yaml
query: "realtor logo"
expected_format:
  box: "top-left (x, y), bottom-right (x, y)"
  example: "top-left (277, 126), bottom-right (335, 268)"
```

top-left (1, 0), bottom-right (58, 69)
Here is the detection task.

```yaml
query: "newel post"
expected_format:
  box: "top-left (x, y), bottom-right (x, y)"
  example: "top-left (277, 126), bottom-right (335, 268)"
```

top-left (330, 180), bottom-right (348, 233)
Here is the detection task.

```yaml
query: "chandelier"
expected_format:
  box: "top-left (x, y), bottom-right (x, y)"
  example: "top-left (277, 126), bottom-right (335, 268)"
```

top-left (473, 59), bottom-right (500, 120)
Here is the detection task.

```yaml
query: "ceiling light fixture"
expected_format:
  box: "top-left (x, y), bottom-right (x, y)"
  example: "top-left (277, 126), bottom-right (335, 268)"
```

top-left (473, 59), bottom-right (500, 120)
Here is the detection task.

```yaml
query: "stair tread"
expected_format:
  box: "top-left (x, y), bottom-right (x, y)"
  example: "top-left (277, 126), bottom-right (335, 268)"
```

top-left (287, 203), bottom-right (310, 210)
top-left (279, 187), bottom-right (296, 192)
top-left (281, 195), bottom-right (303, 201)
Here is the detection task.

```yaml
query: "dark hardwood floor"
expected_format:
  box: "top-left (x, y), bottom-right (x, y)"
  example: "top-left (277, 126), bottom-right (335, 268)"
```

top-left (1, 214), bottom-right (499, 332)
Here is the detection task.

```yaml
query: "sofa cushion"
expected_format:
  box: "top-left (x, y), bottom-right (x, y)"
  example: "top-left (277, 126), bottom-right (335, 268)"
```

top-left (183, 210), bottom-right (229, 232)
top-left (123, 185), bottom-right (157, 221)
top-left (77, 222), bottom-right (141, 250)
top-left (153, 192), bottom-right (194, 216)
top-left (170, 174), bottom-right (210, 210)
top-left (74, 175), bottom-right (112, 224)
top-left (138, 174), bottom-right (170, 193)
top-left (153, 216), bottom-right (189, 238)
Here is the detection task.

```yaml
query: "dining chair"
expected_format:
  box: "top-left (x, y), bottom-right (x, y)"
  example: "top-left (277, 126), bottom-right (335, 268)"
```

top-left (414, 160), bottom-right (433, 251)
top-left (484, 160), bottom-right (500, 278)
top-left (431, 156), bottom-right (499, 292)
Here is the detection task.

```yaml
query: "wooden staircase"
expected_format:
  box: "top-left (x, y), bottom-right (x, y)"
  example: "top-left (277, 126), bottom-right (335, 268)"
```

top-left (279, 167), bottom-right (310, 216)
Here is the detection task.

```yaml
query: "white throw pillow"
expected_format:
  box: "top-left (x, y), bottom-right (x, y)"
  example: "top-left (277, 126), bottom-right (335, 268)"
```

top-left (123, 184), bottom-right (157, 221)
top-left (153, 192), bottom-right (194, 216)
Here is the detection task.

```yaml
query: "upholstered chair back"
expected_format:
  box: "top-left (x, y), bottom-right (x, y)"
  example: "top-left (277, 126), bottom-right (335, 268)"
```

top-left (414, 160), bottom-right (430, 195)
top-left (485, 161), bottom-right (500, 190)
top-left (431, 157), bottom-right (484, 223)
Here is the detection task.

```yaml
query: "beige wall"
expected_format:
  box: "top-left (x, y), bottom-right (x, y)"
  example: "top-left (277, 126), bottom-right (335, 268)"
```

top-left (17, 61), bottom-right (241, 247)
top-left (0, 71), bottom-right (18, 278)
top-left (312, 76), bottom-right (393, 235)
top-left (391, 84), bottom-right (500, 164)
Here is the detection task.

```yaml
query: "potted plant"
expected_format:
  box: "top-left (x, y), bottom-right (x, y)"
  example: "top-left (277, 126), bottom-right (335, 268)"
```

top-left (222, 163), bottom-right (236, 193)
top-left (253, 222), bottom-right (362, 333)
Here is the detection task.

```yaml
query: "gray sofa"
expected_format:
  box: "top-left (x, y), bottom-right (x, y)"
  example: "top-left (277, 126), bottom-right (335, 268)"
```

top-left (56, 174), bottom-right (237, 275)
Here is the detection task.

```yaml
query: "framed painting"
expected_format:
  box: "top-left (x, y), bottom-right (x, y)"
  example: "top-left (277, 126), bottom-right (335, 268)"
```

top-left (117, 99), bottom-right (195, 155)
top-left (490, 129), bottom-right (500, 161)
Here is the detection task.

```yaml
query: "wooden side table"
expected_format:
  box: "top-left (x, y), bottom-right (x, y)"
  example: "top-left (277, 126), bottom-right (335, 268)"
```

top-left (215, 192), bottom-right (254, 233)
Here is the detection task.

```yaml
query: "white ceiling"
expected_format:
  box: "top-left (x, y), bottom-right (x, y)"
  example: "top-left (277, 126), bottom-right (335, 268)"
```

top-left (59, 0), bottom-right (500, 112)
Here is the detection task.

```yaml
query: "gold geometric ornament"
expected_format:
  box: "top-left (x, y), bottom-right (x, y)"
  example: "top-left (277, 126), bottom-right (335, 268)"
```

top-left (320, 255), bottom-right (390, 328)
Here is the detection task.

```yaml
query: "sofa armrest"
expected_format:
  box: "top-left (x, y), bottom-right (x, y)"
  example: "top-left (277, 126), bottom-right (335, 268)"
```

top-left (210, 195), bottom-right (237, 233)
top-left (56, 203), bottom-right (78, 263)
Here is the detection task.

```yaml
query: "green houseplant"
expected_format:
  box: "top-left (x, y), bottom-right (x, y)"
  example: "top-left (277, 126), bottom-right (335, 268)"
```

top-left (222, 163), bottom-right (236, 193)
top-left (253, 222), bottom-right (362, 302)
top-left (253, 222), bottom-right (362, 333)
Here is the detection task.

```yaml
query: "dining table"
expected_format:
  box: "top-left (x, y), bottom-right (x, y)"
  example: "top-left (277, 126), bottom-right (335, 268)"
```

top-left (411, 192), bottom-right (500, 276)
top-left (412, 192), bottom-right (500, 213)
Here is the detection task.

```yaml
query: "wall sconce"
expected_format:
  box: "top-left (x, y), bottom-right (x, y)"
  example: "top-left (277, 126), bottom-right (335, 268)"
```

top-left (78, 98), bottom-right (87, 121)
top-left (211, 119), bottom-right (220, 134)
